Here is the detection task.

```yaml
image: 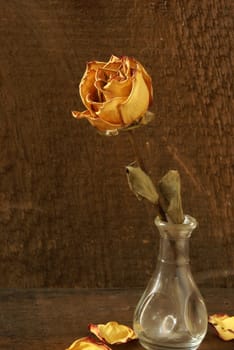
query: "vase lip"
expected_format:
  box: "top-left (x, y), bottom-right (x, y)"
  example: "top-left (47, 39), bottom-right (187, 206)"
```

top-left (154, 214), bottom-right (197, 230)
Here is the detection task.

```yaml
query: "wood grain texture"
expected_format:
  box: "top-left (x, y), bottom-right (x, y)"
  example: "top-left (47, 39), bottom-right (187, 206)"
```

top-left (0, 0), bottom-right (233, 287)
top-left (0, 288), bottom-right (233, 350)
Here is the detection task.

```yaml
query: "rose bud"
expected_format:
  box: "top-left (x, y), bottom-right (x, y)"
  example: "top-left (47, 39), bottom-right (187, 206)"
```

top-left (72, 55), bottom-right (153, 134)
top-left (89, 321), bottom-right (137, 344)
top-left (66, 336), bottom-right (112, 350)
top-left (209, 314), bottom-right (234, 341)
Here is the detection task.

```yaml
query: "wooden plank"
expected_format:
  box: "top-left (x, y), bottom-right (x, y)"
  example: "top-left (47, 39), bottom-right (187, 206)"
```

top-left (0, 288), bottom-right (233, 350)
top-left (0, 0), bottom-right (233, 288)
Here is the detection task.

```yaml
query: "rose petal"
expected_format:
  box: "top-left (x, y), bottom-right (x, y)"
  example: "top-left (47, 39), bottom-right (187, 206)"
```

top-left (84, 91), bottom-right (126, 127)
top-left (137, 62), bottom-right (153, 105)
top-left (125, 56), bottom-right (153, 105)
top-left (103, 61), bottom-right (122, 74)
top-left (222, 317), bottom-right (234, 331)
top-left (79, 61), bottom-right (106, 109)
top-left (96, 97), bottom-right (126, 125)
top-left (121, 56), bottom-right (134, 76)
top-left (72, 109), bottom-right (122, 132)
top-left (72, 110), bottom-right (92, 119)
top-left (95, 57), bottom-right (133, 102)
top-left (106, 55), bottom-right (122, 64)
top-left (211, 324), bottom-right (234, 341)
top-left (209, 314), bottom-right (234, 341)
top-left (66, 337), bottom-right (112, 350)
top-left (119, 64), bottom-right (151, 125)
top-left (209, 314), bottom-right (229, 325)
top-left (100, 56), bottom-right (123, 78)
top-left (101, 76), bottom-right (132, 100)
top-left (95, 66), bottom-right (121, 84)
top-left (89, 321), bottom-right (137, 344)
top-left (86, 61), bottom-right (107, 70)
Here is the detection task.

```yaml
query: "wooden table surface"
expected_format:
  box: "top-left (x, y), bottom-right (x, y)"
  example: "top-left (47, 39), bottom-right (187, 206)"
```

top-left (0, 288), bottom-right (233, 350)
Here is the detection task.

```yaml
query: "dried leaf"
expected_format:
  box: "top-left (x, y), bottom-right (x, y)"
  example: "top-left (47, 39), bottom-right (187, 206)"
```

top-left (138, 110), bottom-right (155, 125)
top-left (66, 337), bottom-right (112, 350)
top-left (89, 321), bottom-right (137, 344)
top-left (126, 164), bottom-right (158, 204)
top-left (209, 314), bottom-right (234, 341)
top-left (158, 170), bottom-right (184, 224)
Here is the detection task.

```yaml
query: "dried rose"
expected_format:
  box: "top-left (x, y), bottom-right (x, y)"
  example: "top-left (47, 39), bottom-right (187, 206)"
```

top-left (66, 336), bottom-right (112, 350)
top-left (89, 321), bottom-right (137, 344)
top-left (72, 55), bottom-right (153, 133)
top-left (209, 314), bottom-right (234, 341)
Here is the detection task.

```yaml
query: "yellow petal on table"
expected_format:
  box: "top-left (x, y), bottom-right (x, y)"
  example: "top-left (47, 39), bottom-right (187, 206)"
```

top-left (89, 321), bottom-right (137, 344)
top-left (209, 314), bottom-right (234, 341)
top-left (209, 314), bottom-right (229, 324)
top-left (119, 65), bottom-right (151, 125)
top-left (66, 337), bottom-right (111, 350)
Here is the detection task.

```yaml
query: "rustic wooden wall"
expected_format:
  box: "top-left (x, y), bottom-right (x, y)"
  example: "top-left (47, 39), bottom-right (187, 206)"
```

top-left (0, 0), bottom-right (233, 288)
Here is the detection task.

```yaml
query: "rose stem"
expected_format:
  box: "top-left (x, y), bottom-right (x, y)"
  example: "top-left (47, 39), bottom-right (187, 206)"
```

top-left (127, 129), bottom-right (167, 221)
top-left (128, 130), bottom-right (146, 171)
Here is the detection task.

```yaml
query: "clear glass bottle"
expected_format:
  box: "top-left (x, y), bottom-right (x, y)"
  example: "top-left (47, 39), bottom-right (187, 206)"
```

top-left (133, 215), bottom-right (207, 350)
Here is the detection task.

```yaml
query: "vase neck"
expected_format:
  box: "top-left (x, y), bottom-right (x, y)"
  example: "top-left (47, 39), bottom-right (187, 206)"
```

top-left (155, 215), bottom-right (197, 266)
top-left (158, 236), bottom-right (190, 265)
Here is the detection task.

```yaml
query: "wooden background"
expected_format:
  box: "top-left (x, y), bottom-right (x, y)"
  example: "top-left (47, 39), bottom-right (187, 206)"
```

top-left (0, 0), bottom-right (233, 288)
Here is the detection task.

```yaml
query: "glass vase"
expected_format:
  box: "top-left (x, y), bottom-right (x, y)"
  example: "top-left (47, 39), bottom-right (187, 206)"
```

top-left (133, 215), bottom-right (207, 350)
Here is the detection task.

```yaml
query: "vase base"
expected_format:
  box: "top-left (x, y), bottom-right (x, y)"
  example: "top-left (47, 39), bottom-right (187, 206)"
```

top-left (139, 340), bottom-right (201, 350)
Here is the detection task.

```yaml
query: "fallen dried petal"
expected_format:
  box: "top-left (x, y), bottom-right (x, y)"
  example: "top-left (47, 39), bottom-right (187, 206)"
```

top-left (209, 314), bottom-right (234, 341)
top-left (209, 313), bottom-right (229, 325)
top-left (89, 321), bottom-right (137, 344)
top-left (66, 336), bottom-right (112, 350)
